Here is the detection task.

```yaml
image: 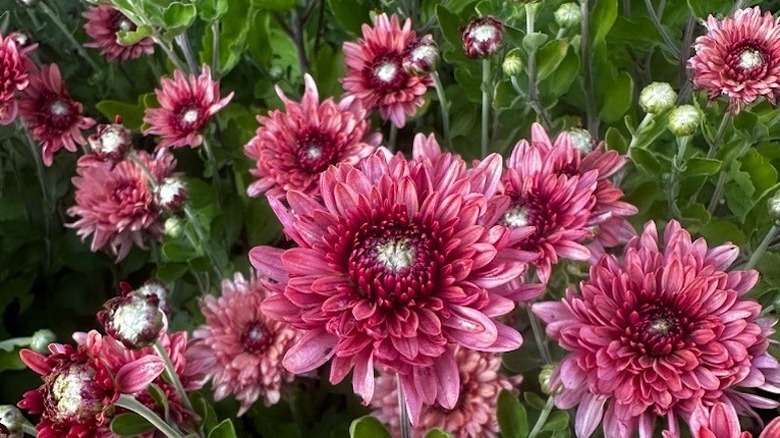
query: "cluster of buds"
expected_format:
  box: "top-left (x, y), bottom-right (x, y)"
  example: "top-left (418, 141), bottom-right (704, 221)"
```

top-left (98, 282), bottom-right (168, 349)
top-left (87, 116), bottom-right (132, 164)
top-left (402, 34), bottom-right (440, 75)
top-left (461, 16), bottom-right (505, 59)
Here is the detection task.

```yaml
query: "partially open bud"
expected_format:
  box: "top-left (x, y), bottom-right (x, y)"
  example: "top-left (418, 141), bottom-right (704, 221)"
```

top-left (502, 51), bottom-right (524, 76)
top-left (568, 128), bottom-right (593, 153)
top-left (668, 105), bottom-right (702, 137)
top-left (539, 363), bottom-right (557, 395)
top-left (136, 281), bottom-right (170, 314)
top-left (0, 406), bottom-right (24, 438)
top-left (164, 216), bottom-right (184, 238)
top-left (402, 35), bottom-right (439, 75)
top-left (88, 119), bottom-right (131, 164)
top-left (461, 16), bottom-right (504, 59)
top-left (154, 177), bottom-right (187, 212)
top-left (98, 288), bottom-right (165, 349)
top-left (768, 191), bottom-right (780, 223)
top-left (639, 82), bottom-right (677, 114)
top-left (30, 329), bottom-right (56, 353)
top-left (554, 3), bottom-right (581, 29)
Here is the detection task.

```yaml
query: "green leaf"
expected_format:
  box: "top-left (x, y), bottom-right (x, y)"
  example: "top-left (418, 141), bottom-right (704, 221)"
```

top-left (95, 99), bottom-right (145, 132)
top-left (110, 413), bottom-right (155, 436)
top-left (683, 158), bottom-right (721, 178)
top-left (148, 384), bottom-right (170, 420)
top-left (630, 148), bottom-right (664, 176)
top-left (162, 242), bottom-right (196, 263)
top-left (725, 160), bottom-right (756, 222)
top-left (536, 40), bottom-right (568, 82)
top-left (542, 45), bottom-right (579, 98)
top-left (208, 419), bottom-right (237, 438)
top-left (605, 127), bottom-right (628, 153)
top-left (163, 3), bottom-right (198, 32)
top-left (522, 32), bottom-right (549, 53)
top-left (252, 0), bottom-right (296, 10)
top-left (117, 25), bottom-right (153, 46)
top-left (191, 392), bottom-right (219, 432)
top-left (328, 0), bottom-right (373, 35)
top-left (541, 410), bottom-right (570, 432)
top-left (590, 0), bottom-right (618, 45)
top-left (349, 416), bottom-right (392, 438)
top-left (497, 390), bottom-right (528, 438)
top-left (687, 0), bottom-right (732, 19)
top-left (424, 429), bottom-right (454, 438)
top-left (599, 71), bottom-right (633, 123)
top-left (523, 392), bottom-right (547, 411)
top-left (196, 0), bottom-right (228, 21)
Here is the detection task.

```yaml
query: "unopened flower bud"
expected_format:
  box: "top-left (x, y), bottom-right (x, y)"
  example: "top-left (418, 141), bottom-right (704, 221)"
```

top-left (539, 364), bottom-right (556, 395)
top-left (768, 191), bottom-right (780, 222)
top-left (639, 82), bottom-right (677, 114)
top-left (461, 16), bottom-right (504, 59)
top-left (668, 105), bottom-right (702, 137)
top-left (402, 35), bottom-right (439, 75)
top-left (268, 65), bottom-right (284, 80)
top-left (502, 52), bottom-right (523, 76)
top-left (136, 281), bottom-right (170, 314)
top-left (555, 3), bottom-right (581, 29)
top-left (164, 216), bottom-right (183, 238)
top-left (98, 290), bottom-right (165, 349)
top-left (568, 128), bottom-right (593, 153)
top-left (0, 406), bottom-right (24, 438)
top-left (30, 329), bottom-right (56, 353)
top-left (154, 177), bottom-right (187, 212)
top-left (10, 31), bottom-right (33, 51)
top-left (88, 121), bottom-right (131, 164)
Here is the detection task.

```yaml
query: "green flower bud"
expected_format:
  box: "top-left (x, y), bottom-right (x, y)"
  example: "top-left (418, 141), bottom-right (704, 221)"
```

top-left (539, 363), bottom-right (557, 395)
top-left (639, 82), bottom-right (677, 114)
top-left (668, 105), bottom-right (702, 137)
top-left (0, 405), bottom-right (24, 438)
top-left (554, 3), bottom-right (581, 29)
top-left (502, 52), bottom-right (524, 76)
top-left (30, 329), bottom-right (56, 353)
top-left (768, 191), bottom-right (780, 222)
top-left (568, 128), bottom-right (593, 153)
top-left (164, 217), bottom-right (184, 238)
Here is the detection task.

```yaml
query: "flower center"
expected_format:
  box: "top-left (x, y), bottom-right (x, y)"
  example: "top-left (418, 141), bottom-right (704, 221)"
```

top-left (367, 54), bottom-right (407, 92)
top-left (502, 205), bottom-right (529, 228)
top-left (625, 304), bottom-right (688, 357)
top-left (375, 62), bottom-right (398, 83)
top-left (648, 318), bottom-right (672, 335)
top-left (470, 24), bottom-right (498, 43)
top-left (99, 129), bottom-right (124, 153)
top-left (738, 48), bottom-right (764, 70)
top-left (181, 108), bottom-right (199, 125)
top-left (375, 239), bottom-right (415, 272)
top-left (50, 100), bottom-right (69, 117)
top-left (118, 19), bottom-right (133, 32)
top-left (241, 322), bottom-right (271, 353)
top-left (51, 365), bottom-right (102, 421)
top-left (296, 131), bottom-right (338, 174)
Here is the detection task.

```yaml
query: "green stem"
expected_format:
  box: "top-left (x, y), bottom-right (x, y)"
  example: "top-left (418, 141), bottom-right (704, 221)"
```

top-left (527, 396), bottom-right (556, 438)
top-left (175, 34), bottom-right (199, 74)
top-left (667, 136), bottom-right (690, 218)
top-left (211, 20), bottom-right (220, 75)
top-left (18, 121), bottom-right (52, 272)
top-left (115, 394), bottom-right (184, 438)
top-left (527, 305), bottom-right (552, 364)
top-left (153, 37), bottom-right (188, 72)
top-left (153, 341), bottom-right (195, 414)
top-left (580, 0), bottom-right (599, 136)
top-left (706, 172), bottom-right (727, 214)
top-left (200, 137), bottom-right (223, 203)
top-left (183, 205), bottom-right (226, 281)
top-left (396, 374), bottom-right (412, 438)
top-left (22, 423), bottom-right (38, 437)
top-left (643, 0), bottom-right (680, 58)
top-left (431, 71), bottom-right (451, 145)
top-left (481, 58), bottom-right (491, 157)
top-left (706, 113), bottom-right (731, 159)
top-left (525, 4), bottom-right (553, 131)
top-left (38, 1), bottom-right (100, 72)
top-left (388, 124), bottom-right (398, 152)
top-left (745, 224), bottom-right (779, 271)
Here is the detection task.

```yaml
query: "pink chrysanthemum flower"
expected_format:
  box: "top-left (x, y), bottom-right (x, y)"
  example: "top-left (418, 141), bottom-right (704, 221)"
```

top-left (83, 5), bottom-right (154, 62)
top-left (688, 7), bottom-right (780, 112)
top-left (252, 137), bottom-right (529, 423)
top-left (533, 220), bottom-right (780, 438)
top-left (192, 272), bottom-right (299, 416)
top-left (0, 31), bottom-right (32, 125)
top-left (18, 64), bottom-right (96, 166)
top-left (244, 74), bottom-right (380, 199)
top-left (17, 331), bottom-right (164, 438)
top-left (342, 13), bottom-right (433, 128)
top-left (371, 347), bottom-right (521, 437)
top-left (144, 65), bottom-right (233, 149)
top-left (68, 150), bottom-right (176, 261)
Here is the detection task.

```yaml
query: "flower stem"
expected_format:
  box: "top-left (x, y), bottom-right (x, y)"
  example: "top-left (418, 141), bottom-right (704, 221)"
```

top-left (527, 305), bottom-right (552, 364)
top-left (527, 396), bottom-right (556, 438)
top-left (153, 37), bottom-right (188, 72)
top-left (17, 121), bottom-right (52, 272)
top-left (431, 71), bottom-right (451, 145)
top-left (175, 34), bottom-right (199, 74)
top-left (706, 113), bottom-right (731, 159)
top-left (200, 137), bottom-right (223, 202)
top-left (745, 224), bottom-right (779, 271)
top-left (525, 4), bottom-right (553, 131)
top-left (481, 58), bottom-right (491, 157)
top-left (22, 423), bottom-right (38, 437)
top-left (388, 123), bottom-right (398, 152)
top-left (396, 374), bottom-right (412, 438)
top-left (642, 0), bottom-right (680, 58)
top-left (38, 1), bottom-right (100, 72)
top-left (580, 0), bottom-right (599, 136)
top-left (211, 20), bottom-right (220, 76)
top-left (667, 136), bottom-right (689, 218)
top-left (115, 394), bottom-right (184, 438)
top-left (153, 340), bottom-right (195, 414)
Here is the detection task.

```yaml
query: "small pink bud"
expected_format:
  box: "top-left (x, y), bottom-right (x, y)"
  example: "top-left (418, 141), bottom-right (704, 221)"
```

top-left (461, 16), bottom-right (504, 59)
top-left (88, 122), bottom-right (132, 164)
top-left (402, 35), bottom-right (440, 75)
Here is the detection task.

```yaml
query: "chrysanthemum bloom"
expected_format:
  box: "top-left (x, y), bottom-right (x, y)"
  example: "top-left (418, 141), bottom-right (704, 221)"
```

top-left (499, 124), bottom-right (637, 284)
top-left (688, 7), bottom-right (780, 113)
top-left (144, 65), bottom-right (233, 149)
top-left (83, 5), bottom-right (154, 62)
top-left (371, 347), bottom-right (521, 437)
top-left (461, 17), bottom-right (504, 59)
top-left (193, 273), bottom-right (299, 415)
top-left (533, 220), bottom-right (780, 438)
top-left (253, 138), bottom-right (529, 423)
top-left (17, 331), bottom-right (164, 437)
top-left (0, 32), bottom-right (32, 126)
top-left (87, 118), bottom-right (132, 164)
top-left (244, 74), bottom-right (380, 199)
top-left (18, 64), bottom-right (95, 166)
top-left (98, 283), bottom-right (166, 349)
top-left (68, 149), bottom-right (176, 261)
top-left (342, 13), bottom-right (433, 128)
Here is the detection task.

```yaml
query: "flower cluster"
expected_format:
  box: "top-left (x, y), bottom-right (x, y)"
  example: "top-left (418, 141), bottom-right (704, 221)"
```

top-left (83, 4), bottom-right (154, 62)
top-left (0, 30), bottom-right (34, 125)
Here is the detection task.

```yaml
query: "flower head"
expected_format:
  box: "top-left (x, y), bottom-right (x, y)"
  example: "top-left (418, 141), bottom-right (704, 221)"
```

top-left (244, 74), bottom-right (379, 199)
top-left (144, 65), bottom-right (233, 149)
top-left (402, 35), bottom-right (440, 75)
top-left (83, 5), bottom-right (154, 62)
top-left (98, 284), bottom-right (166, 349)
top-left (0, 32), bottom-right (32, 126)
top-left (19, 64), bottom-right (95, 166)
top-left (533, 220), bottom-right (780, 438)
top-left (67, 150), bottom-right (176, 261)
top-left (639, 82), bottom-right (677, 114)
top-left (252, 137), bottom-right (528, 423)
top-left (342, 13), bottom-right (433, 127)
top-left (668, 105), bottom-right (702, 137)
top-left (688, 7), bottom-right (780, 112)
top-left (461, 17), bottom-right (504, 59)
top-left (193, 273), bottom-right (299, 415)
top-left (555, 3), bottom-right (582, 29)
top-left (154, 177), bottom-right (187, 212)
top-left (88, 118), bottom-right (132, 164)
top-left (371, 348), bottom-right (521, 437)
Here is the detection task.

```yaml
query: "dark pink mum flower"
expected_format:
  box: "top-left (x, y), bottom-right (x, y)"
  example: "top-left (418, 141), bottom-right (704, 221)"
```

top-left (533, 220), bottom-right (780, 438)
top-left (83, 5), bottom-right (154, 62)
top-left (67, 150), bottom-right (176, 261)
top-left (371, 347), bottom-right (521, 437)
top-left (688, 7), bottom-right (780, 112)
top-left (144, 65), bottom-right (233, 149)
top-left (0, 31), bottom-right (32, 125)
top-left (17, 331), bottom-right (164, 438)
top-left (192, 272), bottom-right (299, 416)
top-left (19, 64), bottom-right (96, 166)
top-left (342, 13), bottom-right (433, 128)
top-left (252, 138), bottom-right (528, 423)
top-left (244, 74), bottom-right (380, 199)
top-left (686, 402), bottom-right (753, 438)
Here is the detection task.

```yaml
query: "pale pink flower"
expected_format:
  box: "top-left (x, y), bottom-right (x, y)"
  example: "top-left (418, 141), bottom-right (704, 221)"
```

top-left (18, 64), bottom-right (95, 166)
top-left (0, 31), bottom-right (32, 125)
top-left (688, 7), bottom-right (780, 112)
top-left (371, 347), bottom-right (521, 438)
top-left (244, 74), bottom-right (380, 199)
top-left (67, 150), bottom-right (176, 261)
top-left (144, 65), bottom-right (233, 149)
top-left (342, 13), bottom-right (432, 128)
top-left (83, 5), bottom-right (154, 62)
top-left (533, 220), bottom-right (780, 438)
top-left (193, 272), bottom-right (299, 416)
top-left (252, 137), bottom-right (528, 424)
